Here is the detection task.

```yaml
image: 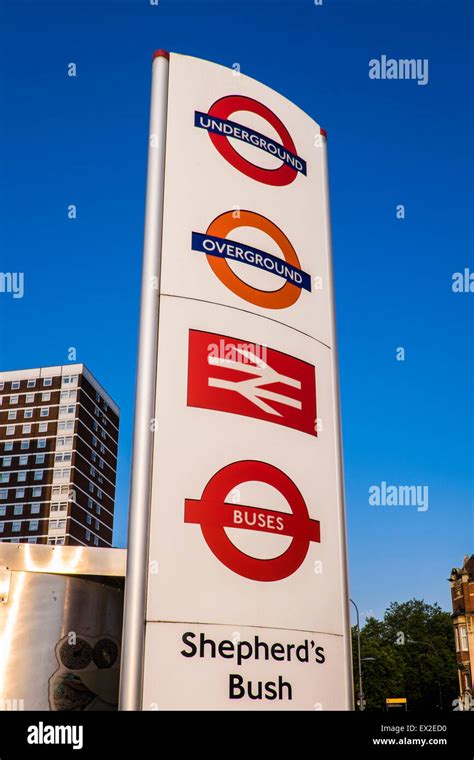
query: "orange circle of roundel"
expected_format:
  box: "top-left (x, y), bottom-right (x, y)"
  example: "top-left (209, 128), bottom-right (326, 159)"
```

top-left (205, 210), bottom-right (302, 310)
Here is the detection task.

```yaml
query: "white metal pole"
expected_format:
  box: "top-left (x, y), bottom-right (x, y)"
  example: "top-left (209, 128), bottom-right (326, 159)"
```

top-left (321, 131), bottom-right (355, 711)
top-left (119, 50), bottom-right (169, 711)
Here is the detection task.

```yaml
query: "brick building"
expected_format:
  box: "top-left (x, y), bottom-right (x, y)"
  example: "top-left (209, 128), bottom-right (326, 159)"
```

top-left (0, 364), bottom-right (119, 546)
top-left (449, 554), bottom-right (474, 702)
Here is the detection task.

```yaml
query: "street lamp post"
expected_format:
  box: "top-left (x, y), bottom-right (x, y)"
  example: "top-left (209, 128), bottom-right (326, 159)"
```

top-left (351, 599), bottom-right (364, 710)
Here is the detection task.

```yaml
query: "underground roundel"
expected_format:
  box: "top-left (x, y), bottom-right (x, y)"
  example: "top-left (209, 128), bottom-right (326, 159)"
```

top-left (194, 95), bottom-right (307, 186)
top-left (184, 461), bottom-right (320, 582)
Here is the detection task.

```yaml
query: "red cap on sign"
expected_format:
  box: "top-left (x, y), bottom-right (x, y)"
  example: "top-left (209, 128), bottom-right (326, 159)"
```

top-left (320, 128), bottom-right (327, 138)
top-left (152, 49), bottom-right (170, 61)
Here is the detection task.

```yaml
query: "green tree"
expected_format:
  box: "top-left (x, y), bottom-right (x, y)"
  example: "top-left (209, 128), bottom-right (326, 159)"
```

top-left (352, 599), bottom-right (458, 711)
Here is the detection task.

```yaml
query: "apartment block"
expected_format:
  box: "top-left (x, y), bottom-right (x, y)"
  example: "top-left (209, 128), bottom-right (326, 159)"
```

top-left (0, 364), bottom-right (119, 546)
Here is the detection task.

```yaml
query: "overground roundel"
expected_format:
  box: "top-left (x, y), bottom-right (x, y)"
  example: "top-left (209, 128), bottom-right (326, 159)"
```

top-left (191, 210), bottom-right (311, 310)
top-left (184, 460), bottom-right (320, 582)
top-left (195, 95), bottom-right (307, 186)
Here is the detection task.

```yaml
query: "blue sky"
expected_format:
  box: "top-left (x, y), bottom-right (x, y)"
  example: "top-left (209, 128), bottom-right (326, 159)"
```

top-left (0, 0), bottom-right (472, 621)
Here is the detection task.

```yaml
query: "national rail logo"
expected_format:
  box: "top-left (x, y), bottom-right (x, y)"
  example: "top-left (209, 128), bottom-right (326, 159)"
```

top-left (184, 460), bottom-right (320, 582)
top-left (187, 330), bottom-right (317, 436)
top-left (192, 210), bottom-right (311, 310)
top-left (194, 95), bottom-right (307, 186)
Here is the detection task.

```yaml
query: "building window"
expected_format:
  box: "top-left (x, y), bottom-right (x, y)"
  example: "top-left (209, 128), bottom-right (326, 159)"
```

top-left (14, 504), bottom-right (23, 515)
top-left (86, 530), bottom-right (91, 542)
top-left (87, 514), bottom-right (92, 525)
top-left (6, 426), bottom-right (15, 436)
top-left (37, 439), bottom-right (46, 449)
top-left (40, 407), bottom-right (49, 417)
top-left (94, 536), bottom-right (99, 546)
top-left (56, 536), bottom-right (65, 545)
top-left (12, 521), bottom-right (21, 532)
top-left (27, 379), bottom-right (36, 388)
top-left (95, 519), bottom-right (99, 531)
top-left (22, 424), bottom-right (32, 434)
top-left (96, 505), bottom-right (101, 515)
top-left (0, 491), bottom-right (7, 501)
top-left (8, 410), bottom-right (17, 420)
top-left (33, 471), bottom-right (42, 481)
top-left (20, 440), bottom-right (30, 450)
top-left (97, 489), bottom-right (103, 500)
top-left (2, 457), bottom-right (12, 467)
top-left (38, 423), bottom-right (48, 433)
top-left (24, 409), bottom-right (33, 419)
top-left (55, 452), bottom-right (71, 463)
top-left (43, 378), bottom-right (52, 387)
top-left (58, 420), bottom-right (74, 432)
top-left (96, 391), bottom-right (100, 402)
top-left (4, 442), bottom-right (13, 452)
top-left (42, 392), bottom-right (51, 402)
top-left (0, 505), bottom-right (5, 516)
top-left (10, 395), bottom-right (18, 404)
top-left (35, 454), bottom-right (45, 464)
top-left (0, 383), bottom-right (3, 390)
top-left (0, 473), bottom-right (9, 483)
top-left (90, 466), bottom-right (96, 477)
top-left (460, 626), bottom-right (469, 651)
top-left (88, 482), bottom-right (94, 494)
top-left (19, 454), bottom-right (28, 465)
top-left (28, 537), bottom-right (37, 544)
top-left (56, 436), bottom-right (72, 450)
top-left (11, 382), bottom-right (20, 390)
top-left (91, 452), bottom-right (97, 463)
top-left (25, 393), bottom-right (35, 403)
top-left (30, 503), bottom-right (40, 515)
top-left (32, 487), bottom-right (42, 497)
top-left (15, 488), bottom-right (25, 498)
top-left (0, 523), bottom-right (4, 533)
top-left (17, 472), bottom-right (26, 482)
top-left (92, 436), bottom-right (98, 447)
top-left (88, 497), bottom-right (93, 509)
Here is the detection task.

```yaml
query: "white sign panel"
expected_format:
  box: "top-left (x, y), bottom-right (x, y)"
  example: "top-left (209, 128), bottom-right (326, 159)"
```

top-left (146, 296), bottom-right (344, 635)
top-left (143, 623), bottom-right (347, 711)
top-left (159, 53), bottom-right (333, 346)
top-left (121, 51), bottom-right (352, 711)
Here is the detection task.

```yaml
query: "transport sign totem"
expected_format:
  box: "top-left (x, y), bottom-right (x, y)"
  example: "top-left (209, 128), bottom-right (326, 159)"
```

top-left (119, 51), bottom-right (352, 711)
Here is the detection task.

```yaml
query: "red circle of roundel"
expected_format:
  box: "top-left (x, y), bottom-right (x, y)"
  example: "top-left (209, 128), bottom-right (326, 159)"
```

top-left (184, 461), bottom-right (320, 582)
top-left (207, 95), bottom-right (299, 186)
